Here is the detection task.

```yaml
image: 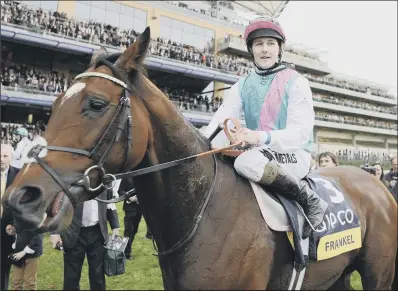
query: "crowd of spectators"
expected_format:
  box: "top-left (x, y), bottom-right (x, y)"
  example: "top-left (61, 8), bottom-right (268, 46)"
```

top-left (1, 0), bottom-right (141, 50)
top-left (302, 72), bottom-right (395, 99)
top-left (162, 87), bottom-right (222, 113)
top-left (1, 0), bottom-right (397, 133)
top-left (284, 47), bottom-right (321, 62)
top-left (1, 60), bottom-right (396, 126)
top-left (2, 0), bottom-right (396, 101)
top-left (316, 111), bottom-right (397, 130)
top-left (1, 63), bottom-right (72, 94)
top-left (1, 121), bottom-right (46, 147)
top-left (163, 0), bottom-right (251, 27)
top-left (150, 38), bottom-right (252, 75)
top-left (313, 93), bottom-right (397, 115)
top-left (0, 62), bottom-right (224, 113)
top-left (319, 147), bottom-right (392, 163)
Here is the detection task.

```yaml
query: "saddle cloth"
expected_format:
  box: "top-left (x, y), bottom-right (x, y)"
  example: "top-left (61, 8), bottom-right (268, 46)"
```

top-left (250, 174), bottom-right (362, 261)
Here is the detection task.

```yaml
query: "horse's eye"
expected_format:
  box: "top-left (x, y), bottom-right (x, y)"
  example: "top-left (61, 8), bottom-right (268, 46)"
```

top-left (90, 100), bottom-right (106, 112)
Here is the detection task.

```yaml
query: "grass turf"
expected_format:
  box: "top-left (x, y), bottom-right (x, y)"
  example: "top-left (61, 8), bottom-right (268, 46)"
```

top-left (16, 203), bottom-right (362, 290)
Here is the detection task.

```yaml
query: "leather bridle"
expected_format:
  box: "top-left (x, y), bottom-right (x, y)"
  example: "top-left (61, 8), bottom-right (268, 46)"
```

top-left (28, 60), bottom-right (134, 205)
top-left (27, 60), bottom-right (219, 257)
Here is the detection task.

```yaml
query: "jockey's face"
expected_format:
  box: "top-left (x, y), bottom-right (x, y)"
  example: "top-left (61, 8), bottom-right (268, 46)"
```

top-left (319, 155), bottom-right (337, 168)
top-left (252, 37), bottom-right (279, 69)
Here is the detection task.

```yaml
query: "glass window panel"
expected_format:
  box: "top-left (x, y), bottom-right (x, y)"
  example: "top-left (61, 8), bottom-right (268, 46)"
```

top-left (205, 29), bottom-right (214, 38)
top-left (90, 1), bottom-right (106, 9)
top-left (191, 36), bottom-right (200, 49)
top-left (183, 23), bottom-right (194, 33)
top-left (160, 16), bottom-right (171, 28)
top-left (41, 0), bottom-right (59, 11)
top-left (106, 11), bottom-right (119, 27)
top-left (90, 6), bottom-right (106, 23)
top-left (197, 36), bottom-right (206, 49)
top-left (134, 8), bottom-right (147, 20)
top-left (75, 2), bottom-right (91, 21)
top-left (120, 5), bottom-right (135, 16)
top-left (171, 19), bottom-right (181, 29)
top-left (193, 25), bottom-right (204, 36)
top-left (160, 26), bottom-right (171, 40)
top-left (182, 32), bottom-right (193, 47)
top-left (178, 22), bottom-right (187, 31)
top-left (171, 28), bottom-right (182, 43)
top-left (133, 19), bottom-right (146, 33)
top-left (119, 14), bottom-right (133, 30)
top-left (106, 1), bottom-right (120, 13)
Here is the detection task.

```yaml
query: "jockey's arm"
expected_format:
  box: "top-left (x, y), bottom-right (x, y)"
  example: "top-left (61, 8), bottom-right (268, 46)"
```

top-left (203, 82), bottom-right (242, 139)
top-left (262, 76), bottom-right (315, 153)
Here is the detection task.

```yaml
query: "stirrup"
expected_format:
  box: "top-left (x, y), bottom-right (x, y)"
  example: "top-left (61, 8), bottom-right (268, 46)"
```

top-left (294, 201), bottom-right (317, 232)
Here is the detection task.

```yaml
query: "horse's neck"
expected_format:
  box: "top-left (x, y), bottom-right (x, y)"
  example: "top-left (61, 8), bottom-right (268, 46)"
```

top-left (135, 80), bottom-right (214, 253)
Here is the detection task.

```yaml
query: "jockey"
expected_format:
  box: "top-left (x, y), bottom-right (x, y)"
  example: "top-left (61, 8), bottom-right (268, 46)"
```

top-left (12, 127), bottom-right (31, 169)
top-left (204, 17), bottom-right (328, 238)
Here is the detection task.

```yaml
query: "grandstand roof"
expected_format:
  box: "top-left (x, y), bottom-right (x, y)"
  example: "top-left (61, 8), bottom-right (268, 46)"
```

top-left (285, 42), bottom-right (328, 60)
top-left (231, 1), bottom-right (289, 18)
top-left (328, 72), bottom-right (392, 92)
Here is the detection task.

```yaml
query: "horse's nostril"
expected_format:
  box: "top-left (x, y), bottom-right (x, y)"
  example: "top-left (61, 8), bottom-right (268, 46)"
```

top-left (19, 187), bottom-right (42, 205)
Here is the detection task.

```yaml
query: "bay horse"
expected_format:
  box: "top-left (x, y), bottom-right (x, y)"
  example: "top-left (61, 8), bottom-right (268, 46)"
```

top-left (3, 27), bottom-right (397, 290)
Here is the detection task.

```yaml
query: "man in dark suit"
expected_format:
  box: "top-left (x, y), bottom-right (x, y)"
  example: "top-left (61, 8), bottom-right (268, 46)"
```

top-left (50, 190), bottom-right (120, 290)
top-left (121, 179), bottom-right (152, 260)
top-left (1, 143), bottom-right (20, 290)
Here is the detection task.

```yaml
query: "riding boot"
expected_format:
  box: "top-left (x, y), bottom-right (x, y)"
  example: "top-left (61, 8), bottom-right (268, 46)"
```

top-left (259, 160), bottom-right (329, 239)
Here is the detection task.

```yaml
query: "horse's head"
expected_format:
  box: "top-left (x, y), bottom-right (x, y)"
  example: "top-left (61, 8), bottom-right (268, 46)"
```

top-left (3, 27), bottom-right (153, 233)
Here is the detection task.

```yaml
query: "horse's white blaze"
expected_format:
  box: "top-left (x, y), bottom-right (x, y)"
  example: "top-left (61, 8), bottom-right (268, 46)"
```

top-left (60, 82), bottom-right (86, 106)
top-left (21, 136), bottom-right (48, 165)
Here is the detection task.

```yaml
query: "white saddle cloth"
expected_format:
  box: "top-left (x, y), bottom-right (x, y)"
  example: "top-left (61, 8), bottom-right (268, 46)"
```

top-left (249, 181), bottom-right (305, 232)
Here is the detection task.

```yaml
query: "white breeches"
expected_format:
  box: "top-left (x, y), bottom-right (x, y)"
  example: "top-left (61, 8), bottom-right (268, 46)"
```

top-left (234, 145), bottom-right (311, 182)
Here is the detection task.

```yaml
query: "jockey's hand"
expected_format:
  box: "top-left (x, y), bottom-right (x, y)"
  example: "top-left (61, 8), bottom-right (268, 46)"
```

top-left (231, 128), bottom-right (261, 147)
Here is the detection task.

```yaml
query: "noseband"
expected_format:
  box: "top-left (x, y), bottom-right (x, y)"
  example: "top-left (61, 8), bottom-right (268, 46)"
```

top-left (28, 60), bottom-right (134, 205)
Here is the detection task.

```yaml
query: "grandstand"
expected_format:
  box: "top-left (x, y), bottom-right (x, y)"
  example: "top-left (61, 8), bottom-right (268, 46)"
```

top-left (1, 0), bottom-right (397, 164)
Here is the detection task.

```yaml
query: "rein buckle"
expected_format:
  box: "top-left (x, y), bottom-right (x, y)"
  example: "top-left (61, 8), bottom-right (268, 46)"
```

top-left (81, 165), bottom-right (106, 192)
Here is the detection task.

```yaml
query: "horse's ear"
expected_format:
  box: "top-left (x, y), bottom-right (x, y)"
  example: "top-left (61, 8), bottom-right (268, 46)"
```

top-left (89, 46), bottom-right (108, 67)
top-left (115, 26), bottom-right (150, 72)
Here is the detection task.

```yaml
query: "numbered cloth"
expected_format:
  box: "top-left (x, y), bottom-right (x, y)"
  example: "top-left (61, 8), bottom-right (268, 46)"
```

top-left (303, 175), bottom-right (361, 261)
top-left (104, 234), bottom-right (129, 277)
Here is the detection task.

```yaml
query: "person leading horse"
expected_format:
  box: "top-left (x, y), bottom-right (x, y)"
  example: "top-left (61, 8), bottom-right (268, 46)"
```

top-left (204, 17), bottom-right (327, 238)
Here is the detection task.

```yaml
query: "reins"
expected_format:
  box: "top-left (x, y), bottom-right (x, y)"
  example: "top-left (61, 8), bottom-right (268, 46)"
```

top-left (102, 141), bottom-right (242, 183)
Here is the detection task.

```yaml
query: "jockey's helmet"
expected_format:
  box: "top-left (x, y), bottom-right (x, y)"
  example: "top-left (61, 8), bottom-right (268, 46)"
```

top-left (14, 127), bottom-right (28, 137)
top-left (244, 17), bottom-right (286, 59)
